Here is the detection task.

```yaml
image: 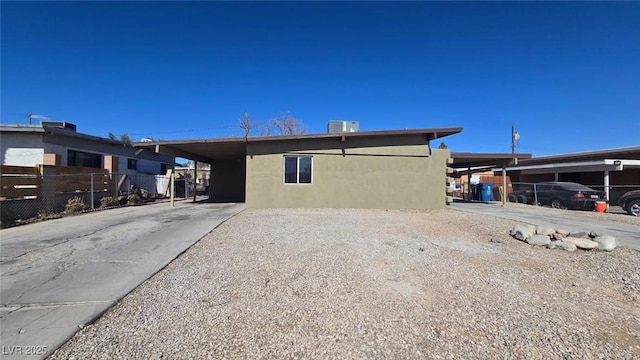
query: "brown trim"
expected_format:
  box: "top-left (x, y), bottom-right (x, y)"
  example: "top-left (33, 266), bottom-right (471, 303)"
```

top-left (132, 127), bottom-right (463, 147)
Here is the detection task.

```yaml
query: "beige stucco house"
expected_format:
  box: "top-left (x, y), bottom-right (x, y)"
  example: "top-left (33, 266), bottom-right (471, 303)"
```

top-left (133, 128), bottom-right (462, 209)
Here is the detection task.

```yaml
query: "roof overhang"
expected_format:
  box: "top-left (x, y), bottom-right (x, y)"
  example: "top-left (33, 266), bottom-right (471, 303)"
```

top-left (451, 152), bottom-right (532, 171)
top-left (496, 159), bottom-right (640, 174)
top-left (133, 127), bottom-right (463, 163)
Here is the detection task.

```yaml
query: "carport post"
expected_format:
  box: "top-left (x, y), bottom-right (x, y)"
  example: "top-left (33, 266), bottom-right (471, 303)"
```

top-left (466, 167), bottom-right (471, 202)
top-left (502, 167), bottom-right (507, 207)
top-left (170, 170), bottom-right (175, 207)
top-left (193, 161), bottom-right (197, 203)
top-left (604, 170), bottom-right (610, 210)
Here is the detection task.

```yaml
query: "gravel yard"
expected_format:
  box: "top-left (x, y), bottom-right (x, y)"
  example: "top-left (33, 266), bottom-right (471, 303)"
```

top-left (51, 208), bottom-right (640, 359)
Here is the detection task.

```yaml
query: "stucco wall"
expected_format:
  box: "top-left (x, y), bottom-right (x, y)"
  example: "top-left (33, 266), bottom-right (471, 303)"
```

top-left (246, 136), bottom-right (449, 209)
top-left (1, 133), bottom-right (45, 166)
top-left (43, 132), bottom-right (172, 173)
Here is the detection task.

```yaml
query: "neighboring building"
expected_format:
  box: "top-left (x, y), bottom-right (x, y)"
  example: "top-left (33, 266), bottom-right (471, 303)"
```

top-left (501, 146), bottom-right (640, 203)
top-left (0, 121), bottom-right (174, 175)
top-left (134, 128), bottom-right (463, 209)
top-left (174, 163), bottom-right (211, 192)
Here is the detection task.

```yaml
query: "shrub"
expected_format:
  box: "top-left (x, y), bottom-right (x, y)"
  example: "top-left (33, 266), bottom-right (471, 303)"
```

top-left (37, 209), bottom-right (60, 220)
top-left (117, 196), bottom-right (128, 205)
top-left (65, 197), bottom-right (87, 213)
top-left (99, 196), bottom-right (119, 208)
top-left (127, 193), bottom-right (141, 205)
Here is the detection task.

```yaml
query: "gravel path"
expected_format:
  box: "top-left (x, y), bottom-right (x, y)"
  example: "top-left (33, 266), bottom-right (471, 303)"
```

top-left (51, 208), bottom-right (640, 359)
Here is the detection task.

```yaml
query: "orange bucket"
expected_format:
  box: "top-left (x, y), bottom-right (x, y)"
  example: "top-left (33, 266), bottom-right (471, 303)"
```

top-left (594, 201), bottom-right (607, 213)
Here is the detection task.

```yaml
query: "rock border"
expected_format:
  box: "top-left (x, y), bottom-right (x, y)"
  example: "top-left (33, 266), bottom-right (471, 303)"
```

top-left (509, 224), bottom-right (617, 252)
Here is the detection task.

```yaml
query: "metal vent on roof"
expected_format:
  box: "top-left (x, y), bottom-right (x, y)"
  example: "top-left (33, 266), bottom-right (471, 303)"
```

top-left (41, 121), bottom-right (77, 132)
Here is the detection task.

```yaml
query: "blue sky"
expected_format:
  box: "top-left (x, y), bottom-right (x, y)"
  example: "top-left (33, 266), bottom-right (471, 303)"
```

top-left (2, 1), bottom-right (639, 156)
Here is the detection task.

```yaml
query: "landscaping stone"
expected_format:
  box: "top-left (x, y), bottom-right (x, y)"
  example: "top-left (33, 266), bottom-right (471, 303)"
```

top-left (548, 241), bottom-right (577, 251)
top-left (526, 235), bottom-right (552, 246)
top-left (510, 224), bottom-right (536, 241)
top-left (593, 235), bottom-right (617, 252)
top-left (536, 226), bottom-right (555, 236)
top-left (563, 237), bottom-right (599, 250)
top-left (569, 232), bottom-right (590, 239)
top-left (509, 223), bottom-right (615, 253)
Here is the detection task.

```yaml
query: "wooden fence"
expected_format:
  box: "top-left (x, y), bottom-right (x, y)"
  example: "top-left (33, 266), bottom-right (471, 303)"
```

top-left (0, 165), bottom-right (40, 199)
top-left (50, 166), bottom-right (110, 193)
top-left (0, 165), bottom-right (111, 200)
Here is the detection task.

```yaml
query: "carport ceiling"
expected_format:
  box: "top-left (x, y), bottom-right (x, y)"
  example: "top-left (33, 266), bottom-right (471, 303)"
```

top-left (451, 152), bottom-right (532, 170)
top-left (133, 127), bottom-right (464, 163)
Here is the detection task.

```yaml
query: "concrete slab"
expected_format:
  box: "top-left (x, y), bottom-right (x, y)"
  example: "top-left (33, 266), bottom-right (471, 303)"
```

top-left (0, 201), bottom-right (244, 359)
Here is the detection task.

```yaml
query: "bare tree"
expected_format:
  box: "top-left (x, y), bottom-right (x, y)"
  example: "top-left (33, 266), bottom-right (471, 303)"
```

top-left (239, 112), bottom-right (251, 138)
top-left (238, 111), bottom-right (273, 137)
top-left (272, 112), bottom-right (306, 135)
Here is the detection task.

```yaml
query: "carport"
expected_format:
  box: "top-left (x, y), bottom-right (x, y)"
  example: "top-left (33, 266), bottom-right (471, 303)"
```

top-left (450, 152), bottom-right (532, 204)
top-left (501, 159), bottom-right (640, 206)
top-left (133, 138), bottom-right (248, 202)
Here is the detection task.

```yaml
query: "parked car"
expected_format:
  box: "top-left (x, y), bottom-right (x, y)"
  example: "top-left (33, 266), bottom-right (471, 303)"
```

top-left (617, 190), bottom-right (640, 216)
top-left (508, 182), bottom-right (606, 210)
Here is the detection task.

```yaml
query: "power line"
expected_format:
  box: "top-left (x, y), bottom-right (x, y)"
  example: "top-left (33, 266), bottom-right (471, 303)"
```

top-left (127, 125), bottom-right (237, 136)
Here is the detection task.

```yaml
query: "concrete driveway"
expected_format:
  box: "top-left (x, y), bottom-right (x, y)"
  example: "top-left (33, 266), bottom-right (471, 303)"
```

top-left (450, 201), bottom-right (640, 250)
top-left (0, 201), bottom-right (244, 359)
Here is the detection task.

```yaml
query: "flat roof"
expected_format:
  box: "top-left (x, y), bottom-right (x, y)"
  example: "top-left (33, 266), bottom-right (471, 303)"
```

top-left (451, 152), bottom-right (532, 170)
top-left (495, 159), bottom-right (640, 174)
top-left (0, 124), bottom-right (128, 146)
top-left (133, 127), bottom-right (463, 162)
top-left (520, 145), bottom-right (640, 165)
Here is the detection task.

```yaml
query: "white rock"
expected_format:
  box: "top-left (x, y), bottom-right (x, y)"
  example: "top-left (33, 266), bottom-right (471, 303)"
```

top-left (593, 235), bottom-right (616, 252)
top-left (536, 226), bottom-right (555, 236)
top-left (563, 237), bottom-right (599, 250)
top-left (547, 241), bottom-right (577, 251)
top-left (511, 223), bottom-right (536, 241)
top-left (564, 243), bottom-right (577, 252)
top-left (526, 235), bottom-right (551, 246)
top-left (556, 229), bottom-right (570, 236)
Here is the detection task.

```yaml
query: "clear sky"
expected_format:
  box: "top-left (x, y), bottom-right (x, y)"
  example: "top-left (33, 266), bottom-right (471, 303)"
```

top-left (2, 1), bottom-right (639, 156)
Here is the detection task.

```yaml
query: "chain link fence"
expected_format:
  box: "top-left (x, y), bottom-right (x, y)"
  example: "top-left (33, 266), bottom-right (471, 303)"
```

top-left (1, 165), bottom-right (204, 227)
top-left (458, 180), bottom-right (639, 208)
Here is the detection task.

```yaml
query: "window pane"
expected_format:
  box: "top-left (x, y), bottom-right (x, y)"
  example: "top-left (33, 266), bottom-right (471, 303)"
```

top-left (68, 150), bottom-right (102, 168)
top-left (284, 157), bottom-right (298, 183)
top-left (299, 157), bottom-right (312, 183)
top-left (128, 159), bottom-right (137, 170)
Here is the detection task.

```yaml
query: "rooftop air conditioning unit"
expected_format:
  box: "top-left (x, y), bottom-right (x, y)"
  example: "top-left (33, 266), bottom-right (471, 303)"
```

top-left (327, 120), bottom-right (359, 134)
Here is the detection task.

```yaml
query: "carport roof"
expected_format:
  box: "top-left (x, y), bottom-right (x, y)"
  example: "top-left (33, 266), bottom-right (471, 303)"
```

top-left (451, 152), bottom-right (532, 170)
top-left (132, 127), bottom-right (463, 163)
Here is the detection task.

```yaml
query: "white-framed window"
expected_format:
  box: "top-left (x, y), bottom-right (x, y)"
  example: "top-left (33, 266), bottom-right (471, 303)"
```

top-left (283, 155), bottom-right (312, 184)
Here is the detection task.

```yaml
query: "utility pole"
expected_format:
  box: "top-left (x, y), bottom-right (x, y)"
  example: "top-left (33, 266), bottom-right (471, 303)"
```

top-left (511, 124), bottom-right (520, 164)
top-left (511, 124), bottom-right (515, 155)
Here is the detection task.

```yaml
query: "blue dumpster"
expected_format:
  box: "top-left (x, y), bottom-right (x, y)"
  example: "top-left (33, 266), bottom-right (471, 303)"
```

top-left (479, 183), bottom-right (494, 202)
